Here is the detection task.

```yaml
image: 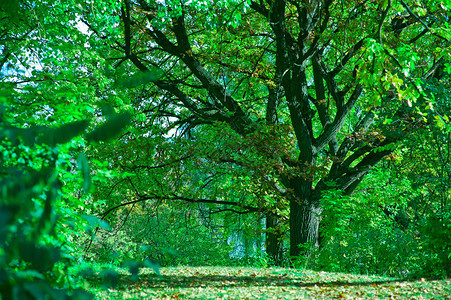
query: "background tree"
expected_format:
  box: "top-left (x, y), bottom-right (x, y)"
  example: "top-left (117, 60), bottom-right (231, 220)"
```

top-left (391, 71), bottom-right (451, 277)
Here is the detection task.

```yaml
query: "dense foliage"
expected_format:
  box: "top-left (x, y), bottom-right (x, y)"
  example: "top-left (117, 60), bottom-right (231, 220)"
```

top-left (1, 0), bottom-right (450, 298)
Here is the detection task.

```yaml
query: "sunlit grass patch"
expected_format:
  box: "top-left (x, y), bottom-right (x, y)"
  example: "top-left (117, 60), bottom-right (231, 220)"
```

top-left (90, 266), bottom-right (451, 299)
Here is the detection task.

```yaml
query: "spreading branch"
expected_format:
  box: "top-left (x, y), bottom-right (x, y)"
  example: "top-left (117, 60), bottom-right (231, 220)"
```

top-left (101, 192), bottom-right (262, 220)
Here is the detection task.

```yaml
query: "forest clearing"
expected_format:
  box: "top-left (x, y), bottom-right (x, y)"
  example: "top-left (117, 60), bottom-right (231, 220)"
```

top-left (1, 0), bottom-right (450, 299)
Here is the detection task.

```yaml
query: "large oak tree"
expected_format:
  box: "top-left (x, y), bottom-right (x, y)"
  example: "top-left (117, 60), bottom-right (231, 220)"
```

top-left (82, 0), bottom-right (450, 260)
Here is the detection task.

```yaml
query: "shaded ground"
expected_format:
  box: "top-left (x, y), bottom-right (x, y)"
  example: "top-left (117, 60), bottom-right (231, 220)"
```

top-left (93, 266), bottom-right (451, 299)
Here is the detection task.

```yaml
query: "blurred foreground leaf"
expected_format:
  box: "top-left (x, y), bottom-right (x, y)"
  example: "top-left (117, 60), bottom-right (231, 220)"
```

top-left (77, 153), bottom-right (91, 193)
top-left (86, 113), bottom-right (130, 142)
top-left (115, 70), bottom-right (161, 88)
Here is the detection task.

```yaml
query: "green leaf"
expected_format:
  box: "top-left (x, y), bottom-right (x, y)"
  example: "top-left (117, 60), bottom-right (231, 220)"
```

top-left (143, 258), bottom-right (161, 276)
top-left (1, 0), bottom-right (20, 20)
top-left (2, 128), bottom-right (37, 147)
top-left (434, 115), bottom-right (446, 129)
top-left (99, 269), bottom-right (119, 288)
top-left (77, 153), bottom-right (91, 193)
top-left (102, 103), bottom-right (115, 117)
top-left (86, 113), bottom-right (131, 142)
top-left (122, 260), bottom-right (141, 281)
top-left (41, 120), bottom-right (89, 146)
top-left (81, 214), bottom-right (111, 231)
top-left (13, 270), bottom-right (45, 280)
top-left (19, 243), bottom-right (61, 272)
top-left (445, 62), bottom-right (451, 74)
top-left (115, 70), bottom-right (161, 88)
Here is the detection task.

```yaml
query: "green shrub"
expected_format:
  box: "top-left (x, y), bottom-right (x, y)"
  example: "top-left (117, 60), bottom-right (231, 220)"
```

top-left (418, 209), bottom-right (451, 278)
top-left (0, 104), bottom-right (131, 299)
top-left (83, 205), bottom-right (233, 267)
top-left (0, 116), bottom-right (93, 299)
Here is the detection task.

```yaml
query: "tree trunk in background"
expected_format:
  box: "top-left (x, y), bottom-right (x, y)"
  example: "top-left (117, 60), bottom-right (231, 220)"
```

top-left (265, 213), bottom-right (284, 266)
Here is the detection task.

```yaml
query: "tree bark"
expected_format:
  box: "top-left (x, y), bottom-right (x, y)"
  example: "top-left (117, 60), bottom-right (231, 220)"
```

top-left (265, 213), bottom-right (284, 266)
top-left (288, 178), bottom-right (322, 258)
top-left (289, 200), bottom-right (322, 257)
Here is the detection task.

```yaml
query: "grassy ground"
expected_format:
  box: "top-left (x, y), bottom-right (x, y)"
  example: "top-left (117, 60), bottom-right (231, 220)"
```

top-left (91, 266), bottom-right (451, 299)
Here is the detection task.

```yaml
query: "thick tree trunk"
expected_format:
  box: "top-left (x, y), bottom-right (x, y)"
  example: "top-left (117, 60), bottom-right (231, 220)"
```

top-left (288, 179), bottom-right (322, 258)
top-left (265, 213), bottom-right (284, 266)
top-left (289, 200), bottom-right (322, 257)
